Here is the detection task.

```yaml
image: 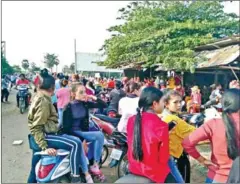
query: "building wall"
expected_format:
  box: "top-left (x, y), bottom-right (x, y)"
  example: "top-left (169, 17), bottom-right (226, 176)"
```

top-left (76, 52), bottom-right (122, 73)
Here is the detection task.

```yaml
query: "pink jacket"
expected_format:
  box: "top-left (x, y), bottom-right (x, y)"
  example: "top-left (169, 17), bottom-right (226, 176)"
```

top-left (182, 113), bottom-right (240, 183)
top-left (56, 88), bottom-right (71, 109)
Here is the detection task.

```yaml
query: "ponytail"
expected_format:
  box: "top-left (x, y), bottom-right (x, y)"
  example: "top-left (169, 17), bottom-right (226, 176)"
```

top-left (221, 89), bottom-right (240, 160)
top-left (132, 107), bottom-right (143, 161)
top-left (222, 111), bottom-right (239, 160)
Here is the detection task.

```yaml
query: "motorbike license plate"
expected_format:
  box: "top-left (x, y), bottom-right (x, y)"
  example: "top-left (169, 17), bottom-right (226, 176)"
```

top-left (110, 149), bottom-right (122, 161)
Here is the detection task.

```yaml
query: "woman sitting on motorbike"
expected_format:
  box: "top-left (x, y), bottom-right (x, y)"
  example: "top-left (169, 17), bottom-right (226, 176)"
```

top-left (183, 88), bottom-right (240, 183)
top-left (27, 70), bottom-right (93, 183)
top-left (117, 81), bottom-right (141, 133)
top-left (160, 90), bottom-right (196, 183)
top-left (62, 82), bottom-right (107, 181)
top-left (127, 86), bottom-right (176, 183)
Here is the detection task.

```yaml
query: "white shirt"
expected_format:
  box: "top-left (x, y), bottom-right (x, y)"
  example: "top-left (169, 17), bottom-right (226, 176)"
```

top-left (117, 96), bottom-right (139, 133)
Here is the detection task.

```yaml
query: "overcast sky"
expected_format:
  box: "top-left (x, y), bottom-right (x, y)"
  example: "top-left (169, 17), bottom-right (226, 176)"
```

top-left (2, 1), bottom-right (239, 71)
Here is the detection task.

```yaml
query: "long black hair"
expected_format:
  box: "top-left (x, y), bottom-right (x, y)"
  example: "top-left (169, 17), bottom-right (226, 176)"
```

top-left (221, 88), bottom-right (240, 160)
top-left (133, 86), bottom-right (163, 161)
top-left (125, 81), bottom-right (141, 94)
top-left (39, 68), bottom-right (55, 91)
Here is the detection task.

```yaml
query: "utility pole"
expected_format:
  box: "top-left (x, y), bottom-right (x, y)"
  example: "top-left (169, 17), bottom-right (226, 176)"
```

top-left (1, 41), bottom-right (6, 58)
top-left (74, 39), bottom-right (77, 74)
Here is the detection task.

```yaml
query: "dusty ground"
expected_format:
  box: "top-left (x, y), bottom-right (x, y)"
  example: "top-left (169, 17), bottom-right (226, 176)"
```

top-left (1, 90), bottom-right (210, 183)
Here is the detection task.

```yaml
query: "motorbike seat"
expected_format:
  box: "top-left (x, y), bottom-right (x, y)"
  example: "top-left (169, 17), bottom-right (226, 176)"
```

top-left (94, 114), bottom-right (120, 127)
top-left (115, 174), bottom-right (152, 183)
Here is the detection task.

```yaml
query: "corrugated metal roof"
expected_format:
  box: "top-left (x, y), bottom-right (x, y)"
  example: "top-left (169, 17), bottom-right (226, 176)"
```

top-left (195, 36), bottom-right (240, 51)
top-left (196, 44), bottom-right (239, 68)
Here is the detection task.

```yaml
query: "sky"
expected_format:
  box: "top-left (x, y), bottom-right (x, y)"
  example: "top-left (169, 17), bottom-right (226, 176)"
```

top-left (2, 1), bottom-right (240, 72)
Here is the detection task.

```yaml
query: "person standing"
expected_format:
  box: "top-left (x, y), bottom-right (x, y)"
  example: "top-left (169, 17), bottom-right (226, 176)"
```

top-left (56, 79), bottom-right (71, 128)
top-left (1, 75), bottom-right (10, 103)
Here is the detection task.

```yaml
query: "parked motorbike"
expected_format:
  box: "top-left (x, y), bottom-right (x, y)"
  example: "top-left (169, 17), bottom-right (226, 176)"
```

top-left (108, 131), bottom-right (128, 179)
top-left (17, 84), bottom-right (30, 114)
top-left (34, 149), bottom-right (73, 183)
top-left (89, 114), bottom-right (128, 178)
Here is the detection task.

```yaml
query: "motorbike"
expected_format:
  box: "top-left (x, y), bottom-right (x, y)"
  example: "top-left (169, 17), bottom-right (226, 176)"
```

top-left (108, 131), bottom-right (128, 179)
top-left (17, 84), bottom-right (30, 114)
top-left (115, 174), bottom-right (152, 183)
top-left (89, 114), bottom-right (128, 178)
top-left (34, 149), bottom-right (73, 183)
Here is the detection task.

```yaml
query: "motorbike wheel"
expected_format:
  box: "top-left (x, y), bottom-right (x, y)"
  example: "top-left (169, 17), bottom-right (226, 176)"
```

top-left (19, 100), bottom-right (25, 114)
top-left (117, 153), bottom-right (129, 179)
top-left (99, 145), bottom-right (109, 168)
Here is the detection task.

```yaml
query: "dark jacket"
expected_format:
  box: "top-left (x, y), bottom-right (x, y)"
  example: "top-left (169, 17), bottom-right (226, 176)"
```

top-left (62, 98), bottom-right (107, 133)
top-left (109, 88), bottom-right (126, 111)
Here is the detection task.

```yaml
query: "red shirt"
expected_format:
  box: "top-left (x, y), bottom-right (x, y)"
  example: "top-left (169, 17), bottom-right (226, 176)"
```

top-left (108, 80), bottom-right (115, 89)
top-left (127, 112), bottom-right (170, 182)
top-left (33, 76), bottom-right (40, 86)
top-left (182, 113), bottom-right (240, 183)
top-left (16, 79), bottom-right (30, 85)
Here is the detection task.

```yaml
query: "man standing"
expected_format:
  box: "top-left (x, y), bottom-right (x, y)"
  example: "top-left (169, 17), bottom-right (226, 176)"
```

top-left (1, 75), bottom-right (10, 103)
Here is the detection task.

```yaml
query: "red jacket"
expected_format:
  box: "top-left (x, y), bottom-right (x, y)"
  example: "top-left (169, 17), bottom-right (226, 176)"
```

top-left (127, 112), bottom-right (170, 183)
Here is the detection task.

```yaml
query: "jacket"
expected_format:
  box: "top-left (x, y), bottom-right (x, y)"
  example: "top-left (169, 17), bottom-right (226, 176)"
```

top-left (109, 88), bottom-right (126, 111)
top-left (28, 91), bottom-right (59, 150)
top-left (160, 109), bottom-right (196, 158)
top-left (62, 98), bottom-right (107, 133)
top-left (127, 112), bottom-right (170, 183)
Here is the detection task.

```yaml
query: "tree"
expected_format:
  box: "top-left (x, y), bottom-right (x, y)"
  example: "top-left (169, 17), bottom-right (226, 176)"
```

top-left (62, 65), bottom-right (70, 74)
top-left (55, 59), bottom-right (60, 73)
top-left (21, 59), bottom-right (29, 72)
top-left (43, 53), bottom-right (59, 72)
top-left (70, 63), bottom-right (75, 73)
top-left (1, 54), bottom-right (14, 74)
top-left (100, 1), bottom-right (239, 72)
top-left (30, 62), bottom-right (41, 73)
top-left (12, 65), bottom-right (22, 73)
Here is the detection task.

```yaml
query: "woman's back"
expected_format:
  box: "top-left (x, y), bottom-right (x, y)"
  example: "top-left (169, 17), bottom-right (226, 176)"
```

top-left (208, 114), bottom-right (239, 181)
top-left (127, 112), bottom-right (170, 183)
top-left (118, 96), bottom-right (139, 132)
top-left (183, 113), bottom-right (240, 182)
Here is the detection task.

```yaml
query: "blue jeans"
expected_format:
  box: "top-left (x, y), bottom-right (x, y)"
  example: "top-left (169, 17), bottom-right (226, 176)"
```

top-left (168, 157), bottom-right (185, 183)
top-left (58, 108), bottom-right (63, 128)
top-left (27, 134), bottom-right (88, 183)
top-left (205, 177), bottom-right (218, 183)
top-left (72, 130), bottom-right (104, 163)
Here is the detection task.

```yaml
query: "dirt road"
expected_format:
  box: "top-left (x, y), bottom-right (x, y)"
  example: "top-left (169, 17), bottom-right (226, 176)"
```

top-left (2, 91), bottom-right (209, 183)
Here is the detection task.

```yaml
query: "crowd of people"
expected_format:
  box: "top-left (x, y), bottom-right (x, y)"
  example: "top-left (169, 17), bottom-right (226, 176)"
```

top-left (1, 69), bottom-right (240, 183)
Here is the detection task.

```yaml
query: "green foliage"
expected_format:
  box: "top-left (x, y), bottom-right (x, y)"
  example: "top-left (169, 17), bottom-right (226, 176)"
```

top-left (100, 1), bottom-right (239, 71)
top-left (43, 53), bottom-right (59, 72)
top-left (62, 65), bottom-right (70, 74)
top-left (30, 62), bottom-right (41, 73)
top-left (22, 59), bottom-right (30, 71)
top-left (1, 55), bottom-right (14, 75)
top-left (70, 63), bottom-right (75, 73)
top-left (12, 65), bottom-right (22, 73)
